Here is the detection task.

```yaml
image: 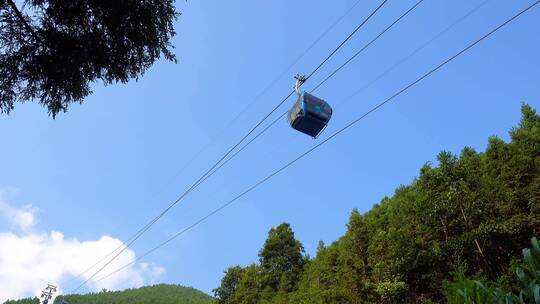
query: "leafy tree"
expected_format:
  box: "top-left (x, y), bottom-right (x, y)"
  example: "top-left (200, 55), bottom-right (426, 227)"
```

top-left (445, 237), bottom-right (540, 303)
top-left (215, 223), bottom-right (305, 304)
top-left (234, 264), bottom-right (263, 304)
top-left (258, 223), bottom-right (305, 294)
top-left (214, 266), bottom-right (245, 304)
top-left (0, 0), bottom-right (178, 116)
top-left (292, 240), bottom-right (365, 304)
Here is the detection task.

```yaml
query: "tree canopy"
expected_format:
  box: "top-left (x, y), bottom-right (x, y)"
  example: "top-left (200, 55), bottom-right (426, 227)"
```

top-left (215, 104), bottom-right (540, 303)
top-left (0, 0), bottom-right (178, 116)
top-left (214, 223), bottom-right (306, 304)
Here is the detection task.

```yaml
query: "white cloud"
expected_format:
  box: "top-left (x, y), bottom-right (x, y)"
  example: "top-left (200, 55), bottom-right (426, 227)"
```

top-left (0, 194), bottom-right (37, 231)
top-left (0, 193), bottom-right (165, 303)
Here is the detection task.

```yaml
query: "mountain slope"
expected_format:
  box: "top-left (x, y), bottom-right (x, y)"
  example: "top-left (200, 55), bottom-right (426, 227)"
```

top-left (3, 284), bottom-right (214, 304)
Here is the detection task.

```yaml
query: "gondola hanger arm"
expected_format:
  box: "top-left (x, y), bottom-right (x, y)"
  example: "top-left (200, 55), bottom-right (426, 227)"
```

top-left (294, 74), bottom-right (307, 94)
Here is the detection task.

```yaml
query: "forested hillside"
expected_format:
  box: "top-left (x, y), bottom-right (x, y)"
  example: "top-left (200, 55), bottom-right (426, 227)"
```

top-left (2, 284), bottom-right (214, 304)
top-left (2, 299), bottom-right (38, 304)
top-left (214, 104), bottom-right (540, 303)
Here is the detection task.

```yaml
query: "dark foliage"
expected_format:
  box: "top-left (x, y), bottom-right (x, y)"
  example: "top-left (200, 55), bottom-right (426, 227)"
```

top-left (215, 104), bottom-right (540, 303)
top-left (0, 0), bottom-right (178, 116)
top-left (214, 266), bottom-right (245, 304)
top-left (445, 237), bottom-right (540, 303)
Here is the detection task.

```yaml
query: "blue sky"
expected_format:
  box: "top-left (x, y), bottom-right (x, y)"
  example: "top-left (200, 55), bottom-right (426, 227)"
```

top-left (1, 0), bottom-right (539, 298)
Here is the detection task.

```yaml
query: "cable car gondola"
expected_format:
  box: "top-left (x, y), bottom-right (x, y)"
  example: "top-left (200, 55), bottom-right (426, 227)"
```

top-left (288, 75), bottom-right (333, 138)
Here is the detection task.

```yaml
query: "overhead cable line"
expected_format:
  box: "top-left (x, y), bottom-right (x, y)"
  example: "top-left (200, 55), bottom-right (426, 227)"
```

top-left (338, 0), bottom-right (493, 107)
top-left (63, 0), bottom-right (364, 286)
top-left (207, 0), bottom-right (426, 177)
top-left (158, 0), bottom-right (365, 185)
top-left (213, 0), bottom-right (493, 173)
top-left (95, 0), bottom-right (540, 283)
top-left (63, 219), bottom-right (157, 286)
top-left (217, 0), bottom-right (364, 131)
top-left (309, 0), bottom-right (425, 92)
top-left (69, 0), bottom-right (390, 293)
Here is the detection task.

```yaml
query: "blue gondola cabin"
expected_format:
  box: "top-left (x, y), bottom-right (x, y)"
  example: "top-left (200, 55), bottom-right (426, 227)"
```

top-left (288, 91), bottom-right (333, 138)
